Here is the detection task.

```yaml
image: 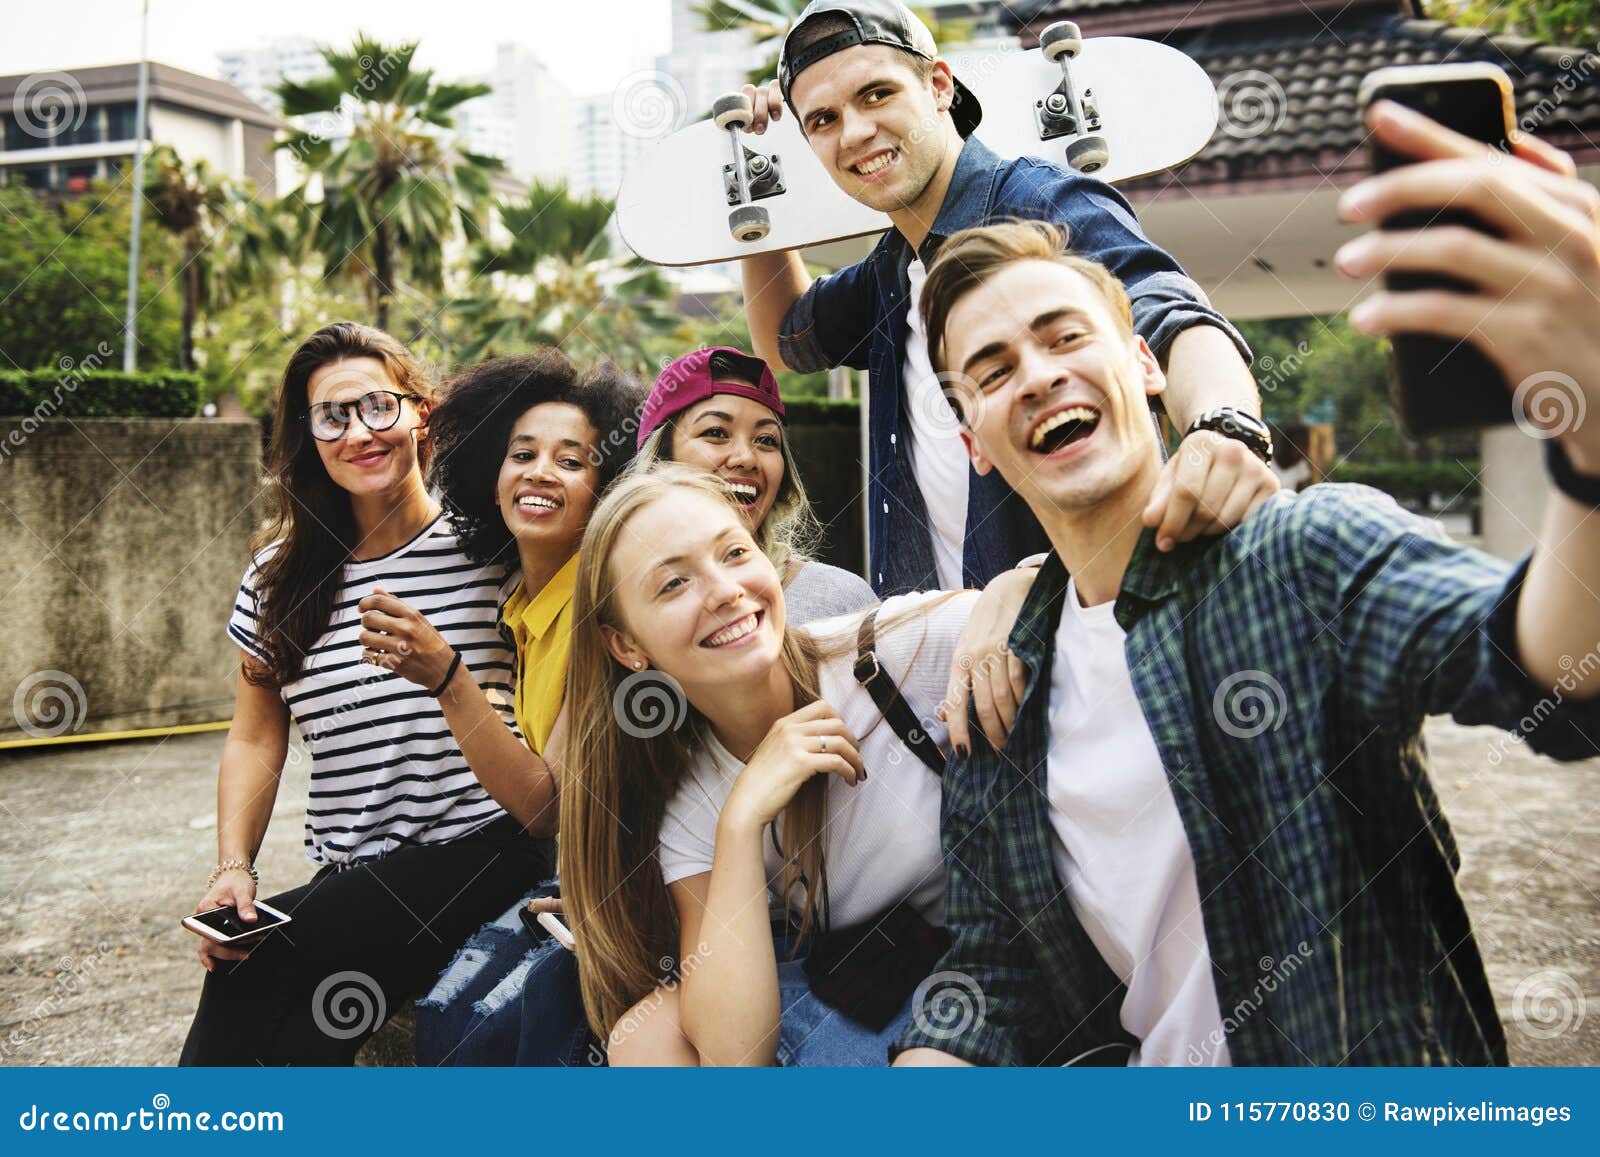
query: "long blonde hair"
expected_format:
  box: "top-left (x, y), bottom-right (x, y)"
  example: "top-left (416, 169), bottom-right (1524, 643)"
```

top-left (559, 466), bottom-right (834, 1038)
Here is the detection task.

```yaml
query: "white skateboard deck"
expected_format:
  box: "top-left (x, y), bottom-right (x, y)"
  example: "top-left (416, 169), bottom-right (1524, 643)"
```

top-left (616, 33), bottom-right (1218, 268)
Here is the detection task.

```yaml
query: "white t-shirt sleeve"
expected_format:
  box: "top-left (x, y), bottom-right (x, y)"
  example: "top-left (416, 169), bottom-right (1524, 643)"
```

top-left (226, 557), bottom-right (270, 663)
top-left (657, 767), bottom-right (728, 886)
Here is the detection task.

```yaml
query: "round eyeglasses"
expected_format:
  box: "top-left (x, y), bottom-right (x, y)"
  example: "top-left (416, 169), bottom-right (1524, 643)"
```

top-left (307, 390), bottom-right (422, 442)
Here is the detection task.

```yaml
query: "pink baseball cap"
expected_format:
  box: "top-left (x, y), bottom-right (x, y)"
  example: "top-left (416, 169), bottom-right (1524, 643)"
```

top-left (637, 347), bottom-right (785, 449)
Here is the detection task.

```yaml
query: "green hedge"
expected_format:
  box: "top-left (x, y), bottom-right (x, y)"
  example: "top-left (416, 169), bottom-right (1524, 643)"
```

top-left (783, 397), bottom-right (860, 425)
top-left (0, 370), bottom-right (200, 418)
top-left (1326, 461), bottom-right (1481, 505)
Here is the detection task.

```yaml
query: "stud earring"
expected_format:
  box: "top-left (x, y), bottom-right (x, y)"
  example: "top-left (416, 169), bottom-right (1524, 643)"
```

top-left (633, 660), bottom-right (644, 670)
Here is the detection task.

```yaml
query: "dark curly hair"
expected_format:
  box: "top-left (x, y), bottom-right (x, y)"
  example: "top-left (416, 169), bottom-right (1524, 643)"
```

top-left (429, 349), bottom-right (644, 565)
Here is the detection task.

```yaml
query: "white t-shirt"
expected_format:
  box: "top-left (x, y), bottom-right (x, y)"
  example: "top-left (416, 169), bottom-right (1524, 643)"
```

top-left (657, 590), bottom-right (978, 929)
top-left (1045, 577), bottom-right (1230, 1066)
top-left (228, 516), bottom-right (519, 866)
top-left (904, 257), bottom-right (971, 591)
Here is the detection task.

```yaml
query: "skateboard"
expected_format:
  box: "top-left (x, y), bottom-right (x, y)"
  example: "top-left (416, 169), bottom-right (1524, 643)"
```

top-left (616, 21), bottom-right (1218, 267)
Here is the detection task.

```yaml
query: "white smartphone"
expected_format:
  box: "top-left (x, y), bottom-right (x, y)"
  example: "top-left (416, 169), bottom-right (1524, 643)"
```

top-left (536, 911), bottom-right (576, 952)
top-left (182, 900), bottom-right (293, 944)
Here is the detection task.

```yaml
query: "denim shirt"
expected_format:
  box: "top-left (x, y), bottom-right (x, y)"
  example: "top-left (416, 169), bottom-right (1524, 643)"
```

top-left (778, 135), bottom-right (1251, 597)
top-left (895, 485), bottom-right (1600, 1066)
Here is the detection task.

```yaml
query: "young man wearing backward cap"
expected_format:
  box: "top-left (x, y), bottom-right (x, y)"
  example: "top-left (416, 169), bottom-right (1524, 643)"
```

top-left (739, 0), bottom-right (1280, 603)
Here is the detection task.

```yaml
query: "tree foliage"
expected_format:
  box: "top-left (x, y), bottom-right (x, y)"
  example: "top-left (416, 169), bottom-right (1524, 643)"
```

top-left (451, 181), bottom-right (678, 374)
top-left (0, 182), bottom-right (180, 372)
top-left (1423, 0), bottom-right (1599, 46)
top-left (274, 34), bottom-right (502, 331)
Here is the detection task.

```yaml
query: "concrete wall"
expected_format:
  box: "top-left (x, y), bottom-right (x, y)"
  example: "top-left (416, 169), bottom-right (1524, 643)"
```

top-left (1480, 427), bottom-right (1548, 562)
top-left (0, 419), bottom-right (261, 741)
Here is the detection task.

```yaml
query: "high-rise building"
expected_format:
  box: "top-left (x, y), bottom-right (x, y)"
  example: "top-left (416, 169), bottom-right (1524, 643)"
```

top-left (455, 43), bottom-right (573, 185)
top-left (216, 37), bottom-right (328, 115)
top-left (656, 0), bottom-right (760, 123)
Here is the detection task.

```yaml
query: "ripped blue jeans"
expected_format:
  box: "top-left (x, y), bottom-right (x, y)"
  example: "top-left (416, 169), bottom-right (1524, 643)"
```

top-left (414, 882), bottom-right (599, 1067)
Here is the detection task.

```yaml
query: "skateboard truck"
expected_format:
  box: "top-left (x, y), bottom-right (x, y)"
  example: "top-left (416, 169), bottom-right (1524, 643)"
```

top-left (712, 92), bottom-right (786, 243)
top-left (1036, 22), bottom-right (1111, 174)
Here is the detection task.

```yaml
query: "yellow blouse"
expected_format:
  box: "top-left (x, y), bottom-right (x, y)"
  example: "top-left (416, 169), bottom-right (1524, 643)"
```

top-left (502, 553), bottom-right (578, 754)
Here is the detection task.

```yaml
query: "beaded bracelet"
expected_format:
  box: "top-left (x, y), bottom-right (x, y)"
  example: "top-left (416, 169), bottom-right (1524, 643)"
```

top-left (208, 859), bottom-right (258, 888)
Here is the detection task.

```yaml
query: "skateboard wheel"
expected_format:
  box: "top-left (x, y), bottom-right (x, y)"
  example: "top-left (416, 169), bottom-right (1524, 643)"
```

top-left (713, 92), bottom-right (754, 131)
top-left (1040, 22), bottom-right (1084, 62)
top-left (1066, 134), bottom-right (1110, 174)
top-left (729, 204), bottom-right (771, 243)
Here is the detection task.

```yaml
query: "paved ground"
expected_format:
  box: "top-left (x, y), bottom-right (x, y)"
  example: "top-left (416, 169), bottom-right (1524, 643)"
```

top-left (1, 720), bottom-right (1596, 1066)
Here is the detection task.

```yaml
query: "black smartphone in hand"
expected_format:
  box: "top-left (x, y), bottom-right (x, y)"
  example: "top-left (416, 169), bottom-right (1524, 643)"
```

top-left (1358, 63), bottom-right (1518, 437)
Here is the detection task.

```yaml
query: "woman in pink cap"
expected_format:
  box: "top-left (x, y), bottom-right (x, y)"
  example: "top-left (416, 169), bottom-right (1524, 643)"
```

top-left (634, 346), bottom-right (879, 624)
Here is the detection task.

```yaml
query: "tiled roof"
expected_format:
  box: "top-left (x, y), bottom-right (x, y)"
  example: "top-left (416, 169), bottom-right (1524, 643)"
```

top-left (1016, 3), bottom-right (1600, 192)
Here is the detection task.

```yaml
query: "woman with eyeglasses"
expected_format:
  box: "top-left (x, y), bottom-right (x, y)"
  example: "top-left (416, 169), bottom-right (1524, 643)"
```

top-left (179, 322), bottom-right (551, 1066)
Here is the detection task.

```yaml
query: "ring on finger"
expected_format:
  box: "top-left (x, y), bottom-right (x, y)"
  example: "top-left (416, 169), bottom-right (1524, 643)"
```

top-left (817, 735), bottom-right (828, 753)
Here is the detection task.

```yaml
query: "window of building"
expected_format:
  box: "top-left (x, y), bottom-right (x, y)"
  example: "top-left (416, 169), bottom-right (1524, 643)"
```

top-left (105, 102), bottom-right (140, 141)
top-left (4, 113), bottom-right (51, 151)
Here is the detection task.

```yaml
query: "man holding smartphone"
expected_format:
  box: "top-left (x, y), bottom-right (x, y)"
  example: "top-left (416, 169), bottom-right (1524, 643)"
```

top-left (737, 0), bottom-right (1280, 598)
top-left (892, 101), bottom-right (1600, 1066)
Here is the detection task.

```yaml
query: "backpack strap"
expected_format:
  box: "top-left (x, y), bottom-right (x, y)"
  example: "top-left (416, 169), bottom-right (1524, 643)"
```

top-left (853, 608), bottom-right (946, 777)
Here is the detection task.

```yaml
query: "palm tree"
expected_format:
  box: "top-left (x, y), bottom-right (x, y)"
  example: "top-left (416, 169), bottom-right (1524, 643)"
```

top-left (274, 35), bottom-right (501, 331)
top-left (142, 145), bottom-right (280, 371)
top-left (451, 181), bottom-right (678, 371)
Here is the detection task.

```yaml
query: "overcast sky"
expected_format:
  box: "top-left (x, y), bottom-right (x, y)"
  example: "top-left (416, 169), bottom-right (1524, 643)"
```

top-left (0, 0), bottom-right (677, 96)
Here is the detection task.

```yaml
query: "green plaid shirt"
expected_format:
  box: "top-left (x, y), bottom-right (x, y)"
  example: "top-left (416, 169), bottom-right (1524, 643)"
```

top-left (896, 484), bottom-right (1600, 1066)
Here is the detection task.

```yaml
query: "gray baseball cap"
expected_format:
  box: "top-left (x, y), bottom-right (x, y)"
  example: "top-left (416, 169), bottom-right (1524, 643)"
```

top-left (778, 0), bottom-right (983, 137)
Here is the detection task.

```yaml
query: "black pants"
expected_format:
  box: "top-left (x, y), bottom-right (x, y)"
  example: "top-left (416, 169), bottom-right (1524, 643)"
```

top-left (179, 816), bottom-right (550, 1066)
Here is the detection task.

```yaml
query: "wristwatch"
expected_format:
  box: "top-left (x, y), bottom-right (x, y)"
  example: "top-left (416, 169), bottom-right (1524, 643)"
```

top-left (1187, 407), bottom-right (1273, 463)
